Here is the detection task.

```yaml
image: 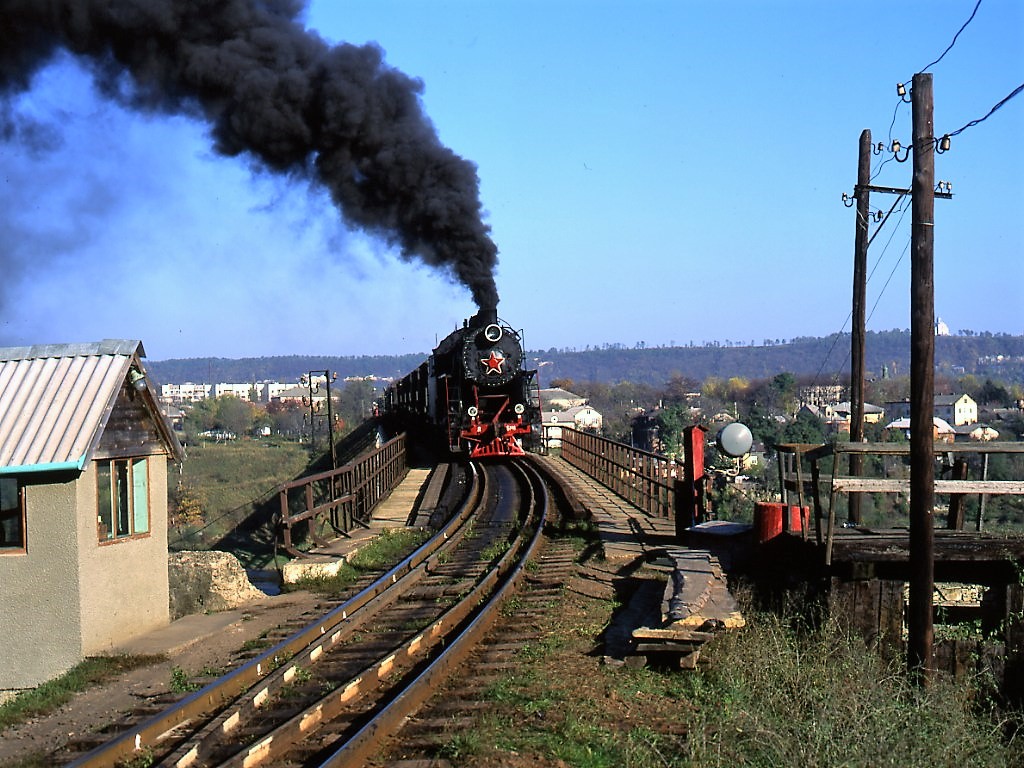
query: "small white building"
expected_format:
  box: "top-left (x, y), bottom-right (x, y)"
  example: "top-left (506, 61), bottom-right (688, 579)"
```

top-left (215, 382), bottom-right (257, 400)
top-left (959, 424), bottom-right (1000, 442)
top-left (541, 406), bottom-right (603, 449)
top-left (886, 394), bottom-right (978, 427)
top-left (538, 388), bottom-right (587, 410)
top-left (935, 394), bottom-right (978, 426)
top-left (884, 416), bottom-right (957, 443)
top-left (160, 382), bottom-right (212, 403)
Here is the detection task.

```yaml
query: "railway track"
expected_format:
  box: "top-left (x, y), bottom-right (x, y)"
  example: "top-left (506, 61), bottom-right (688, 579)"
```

top-left (378, 536), bottom-right (580, 766)
top-left (59, 459), bottom-right (550, 768)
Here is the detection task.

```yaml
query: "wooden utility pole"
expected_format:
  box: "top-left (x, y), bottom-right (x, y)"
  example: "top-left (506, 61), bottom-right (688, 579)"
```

top-left (907, 72), bottom-right (936, 683)
top-left (849, 129), bottom-right (871, 525)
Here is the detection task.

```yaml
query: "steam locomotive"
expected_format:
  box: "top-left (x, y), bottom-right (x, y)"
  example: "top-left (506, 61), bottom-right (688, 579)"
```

top-left (382, 308), bottom-right (541, 458)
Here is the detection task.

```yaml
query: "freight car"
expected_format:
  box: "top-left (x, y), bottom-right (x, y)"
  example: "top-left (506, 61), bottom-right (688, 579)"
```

top-left (383, 308), bottom-right (541, 458)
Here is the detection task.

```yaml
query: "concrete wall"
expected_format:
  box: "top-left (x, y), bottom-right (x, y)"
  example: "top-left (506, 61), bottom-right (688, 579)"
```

top-left (0, 477), bottom-right (83, 691)
top-left (77, 458), bottom-right (170, 655)
top-left (0, 456), bottom-right (173, 692)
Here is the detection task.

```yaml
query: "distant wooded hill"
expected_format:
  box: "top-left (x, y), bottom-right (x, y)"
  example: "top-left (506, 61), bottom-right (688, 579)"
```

top-left (146, 331), bottom-right (1024, 388)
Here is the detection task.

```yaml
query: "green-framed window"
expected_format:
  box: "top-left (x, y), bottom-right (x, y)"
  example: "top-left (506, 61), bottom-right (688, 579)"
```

top-left (97, 458), bottom-right (150, 542)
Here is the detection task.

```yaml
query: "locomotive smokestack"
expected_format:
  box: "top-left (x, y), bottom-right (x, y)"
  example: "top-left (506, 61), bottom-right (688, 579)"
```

top-left (472, 306), bottom-right (498, 327)
top-left (0, 0), bottom-right (499, 309)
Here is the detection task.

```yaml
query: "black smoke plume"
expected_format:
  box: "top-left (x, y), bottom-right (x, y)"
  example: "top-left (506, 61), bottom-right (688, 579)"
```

top-left (0, 0), bottom-right (499, 309)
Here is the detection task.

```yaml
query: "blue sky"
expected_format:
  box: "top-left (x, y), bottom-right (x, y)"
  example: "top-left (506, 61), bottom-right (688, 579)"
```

top-left (1, 0), bottom-right (1021, 362)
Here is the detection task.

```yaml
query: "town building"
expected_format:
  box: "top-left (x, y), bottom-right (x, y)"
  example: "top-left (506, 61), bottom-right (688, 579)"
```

top-left (885, 393), bottom-right (978, 427)
top-left (274, 384), bottom-right (327, 404)
top-left (820, 401), bottom-right (886, 433)
top-left (799, 384), bottom-right (847, 410)
top-left (0, 340), bottom-right (183, 693)
top-left (159, 376), bottom-right (382, 407)
top-left (262, 382), bottom-right (295, 402)
top-left (538, 388), bottom-right (587, 410)
top-left (883, 416), bottom-right (957, 444)
top-left (935, 394), bottom-right (978, 426)
top-left (827, 401), bottom-right (886, 425)
top-left (160, 382), bottom-right (212, 403)
top-left (215, 383), bottom-right (256, 399)
top-left (541, 405), bottom-right (603, 449)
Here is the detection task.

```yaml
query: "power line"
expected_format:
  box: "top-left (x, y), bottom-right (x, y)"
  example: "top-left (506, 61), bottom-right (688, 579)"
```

top-left (867, 236), bottom-right (912, 326)
top-left (866, 193), bottom-right (910, 254)
top-left (921, 0), bottom-right (983, 73)
top-left (808, 197), bottom-right (911, 386)
top-left (943, 82), bottom-right (1024, 138)
top-left (888, 0), bottom-right (983, 148)
top-left (885, 100), bottom-right (904, 150)
top-left (872, 139), bottom-right (898, 181)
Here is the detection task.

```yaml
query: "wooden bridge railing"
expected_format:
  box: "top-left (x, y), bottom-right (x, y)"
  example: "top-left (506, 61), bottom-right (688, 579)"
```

top-left (560, 428), bottom-right (684, 519)
top-left (277, 434), bottom-right (408, 556)
top-left (777, 440), bottom-right (1024, 564)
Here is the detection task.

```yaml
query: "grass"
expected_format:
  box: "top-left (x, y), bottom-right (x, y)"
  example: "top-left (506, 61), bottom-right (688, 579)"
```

top-left (0, 655), bottom-right (164, 732)
top-left (179, 441), bottom-right (311, 512)
top-left (680, 612), bottom-right (1018, 767)
top-left (285, 527), bottom-right (430, 596)
top-left (170, 440), bottom-right (312, 548)
top-left (168, 666), bottom-right (201, 694)
top-left (240, 632), bottom-right (274, 653)
top-left (424, 580), bottom-right (1021, 768)
top-left (479, 540), bottom-right (509, 562)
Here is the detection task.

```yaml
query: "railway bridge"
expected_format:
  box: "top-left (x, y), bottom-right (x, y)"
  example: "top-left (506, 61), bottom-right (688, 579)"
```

top-left (272, 426), bottom-right (744, 669)
top-left (271, 424), bottom-right (1024, 697)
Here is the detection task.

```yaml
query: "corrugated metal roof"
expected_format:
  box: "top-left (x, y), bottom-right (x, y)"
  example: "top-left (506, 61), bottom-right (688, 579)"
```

top-left (0, 339), bottom-right (156, 473)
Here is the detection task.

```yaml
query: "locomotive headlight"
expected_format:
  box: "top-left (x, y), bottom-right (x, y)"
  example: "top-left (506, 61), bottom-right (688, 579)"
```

top-left (467, 406), bottom-right (479, 417)
top-left (484, 324), bottom-right (503, 343)
top-left (514, 403), bottom-right (525, 414)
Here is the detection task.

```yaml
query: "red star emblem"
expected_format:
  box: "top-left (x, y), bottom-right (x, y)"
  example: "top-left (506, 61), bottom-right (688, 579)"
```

top-left (481, 350), bottom-right (505, 374)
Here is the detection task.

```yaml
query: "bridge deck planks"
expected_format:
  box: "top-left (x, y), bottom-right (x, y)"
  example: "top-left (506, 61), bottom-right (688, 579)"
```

top-left (532, 455), bottom-right (743, 666)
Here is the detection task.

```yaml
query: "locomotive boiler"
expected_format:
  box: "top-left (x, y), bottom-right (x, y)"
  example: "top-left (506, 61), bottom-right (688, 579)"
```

top-left (383, 308), bottom-right (541, 458)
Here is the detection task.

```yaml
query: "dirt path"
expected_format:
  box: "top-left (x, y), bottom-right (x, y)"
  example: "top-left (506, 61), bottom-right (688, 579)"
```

top-left (0, 590), bottom-right (325, 766)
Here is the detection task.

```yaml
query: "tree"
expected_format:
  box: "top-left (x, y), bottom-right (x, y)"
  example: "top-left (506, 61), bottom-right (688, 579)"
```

top-left (744, 402), bottom-right (783, 452)
top-left (170, 480), bottom-right (206, 533)
top-left (867, 375), bottom-right (911, 405)
top-left (184, 399), bottom-right (218, 436)
top-left (339, 379), bottom-right (376, 428)
top-left (215, 396), bottom-right (256, 437)
top-left (663, 374), bottom-right (699, 405)
top-left (701, 377), bottom-right (729, 416)
top-left (266, 400), bottom-right (305, 438)
top-left (770, 372), bottom-right (798, 414)
top-left (653, 404), bottom-right (693, 456)
top-left (782, 410), bottom-right (827, 445)
top-left (726, 377), bottom-right (751, 402)
top-left (976, 379), bottom-right (1012, 406)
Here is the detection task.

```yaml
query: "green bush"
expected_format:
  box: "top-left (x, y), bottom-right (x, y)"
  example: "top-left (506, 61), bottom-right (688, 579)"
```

top-left (681, 611), bottom-right (1018, 767)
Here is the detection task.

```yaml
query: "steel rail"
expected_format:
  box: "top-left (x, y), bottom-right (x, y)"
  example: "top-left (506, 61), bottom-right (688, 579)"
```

top-left (207, 460), bottom-right (536, 766)
top-left (163, 465), bottom-right (490, 768)
top-left (318, 459), bottom-right (549, 767)
top-left (68, 463), bottom-right (483, 768)
top-left (184, 460), bottom-right (542, 768)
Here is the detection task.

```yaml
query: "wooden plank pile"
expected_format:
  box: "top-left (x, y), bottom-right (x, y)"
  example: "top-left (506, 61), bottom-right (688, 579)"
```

top-left (632, 549), bottom-right (745, 669)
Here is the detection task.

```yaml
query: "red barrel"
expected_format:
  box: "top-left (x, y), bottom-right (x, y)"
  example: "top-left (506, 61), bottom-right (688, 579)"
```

top-left (754, 502), bottom-right (809, 543)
